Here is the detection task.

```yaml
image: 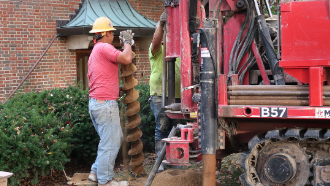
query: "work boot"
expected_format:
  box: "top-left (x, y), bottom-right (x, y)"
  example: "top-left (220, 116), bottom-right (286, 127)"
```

top-left (88, 172), bottom-right (97, 182)
top-left (155, 140), bottom-right (165, 173)
top-left (98, 180), bottom-right (129, 186)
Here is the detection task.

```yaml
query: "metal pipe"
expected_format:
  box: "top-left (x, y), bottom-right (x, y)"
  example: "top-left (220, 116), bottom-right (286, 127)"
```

top-left (162, 32), bottom-right (167, 107)
top-left (4, 34), bottom-right (59, 104)
top-left (164, 103), bottom-right (181, 111)
top-left (203, 154), bottom-right (216, 186)
top-left (228, 99), bottom-right (330, 106)
top-left (228, 100), bottom-right (311, 106)
top-left (229, 96), bottom-right (309, 100)
top-left (228, 85), bottom-right (330, 91)
top-left (264, 0), bottom-right (273, 17)
top-left (253, 0), bottom-right (261, 16)
top-left (144, 127), bottom-right (177, 186)
top-left (228, 90), bottom-right (311, 96)
top-left (167, 59), bottom-right (176, 105)
top-left (200, 28), bottom-right (216, 186)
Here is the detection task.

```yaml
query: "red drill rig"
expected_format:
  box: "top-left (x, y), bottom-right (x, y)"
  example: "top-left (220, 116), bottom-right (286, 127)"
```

top-left (158, 0), bottom-right (330, 185)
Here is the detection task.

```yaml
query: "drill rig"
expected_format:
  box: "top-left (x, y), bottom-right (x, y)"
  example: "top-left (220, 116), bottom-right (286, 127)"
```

top-left (160, 0), bottom-right (330, 185)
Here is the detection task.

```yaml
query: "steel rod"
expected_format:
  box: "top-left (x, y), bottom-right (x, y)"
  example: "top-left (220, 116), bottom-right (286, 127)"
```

top-left (229, 96), bottom-right (309, 100)
top-left (228, 90), bottom-right (311, 96)
top-left (264, 0), bottom-right (273, 17)
top-left (162, 30), bottom-right (167, 107)
top-left (253, 0), bottom-right (261, 16)
top-left (228, 85), bottom-right (330, 91)
top-left (228, 100), bottom-right (330, 106)
top-left (4, 34), bottom-right (59, 104)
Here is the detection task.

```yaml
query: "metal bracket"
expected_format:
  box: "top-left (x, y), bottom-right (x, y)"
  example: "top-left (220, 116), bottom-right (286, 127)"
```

top-left (202, 18), bottom-right (218, 28)
top-left (182, 84), bottom-right (200, 91)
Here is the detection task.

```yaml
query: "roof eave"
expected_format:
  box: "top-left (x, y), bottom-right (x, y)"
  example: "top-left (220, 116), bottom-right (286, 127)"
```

top-left (57, 26), bottom-right (155, 37)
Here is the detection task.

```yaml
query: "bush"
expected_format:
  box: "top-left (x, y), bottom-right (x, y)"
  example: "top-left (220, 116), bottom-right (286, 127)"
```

top-left (45, 86), bottom-right (99, 164)
top-left (0, 82), bottom-right (156, 185)
top-left (0, 90), bottom-right (73, 185)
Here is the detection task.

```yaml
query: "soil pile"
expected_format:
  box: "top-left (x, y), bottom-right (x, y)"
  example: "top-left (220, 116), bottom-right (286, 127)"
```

top-left (151, 169), bottom-right (202, 186)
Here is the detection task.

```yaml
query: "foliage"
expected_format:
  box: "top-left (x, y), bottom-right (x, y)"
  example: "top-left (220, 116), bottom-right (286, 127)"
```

top-left (216, 153), bottom-right (244, 185)
top-left (0, 90), bottom-right (73, 185)
top-left (263, 0), bottom-right (279, 15)
top-left (43, 84), bottom-right (99, 164)
top-left (0, 81), bottom-right (156, 185)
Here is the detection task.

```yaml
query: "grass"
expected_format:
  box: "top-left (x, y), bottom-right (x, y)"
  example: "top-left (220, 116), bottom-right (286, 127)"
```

top-left (216, 153), bottom-right (244, 186)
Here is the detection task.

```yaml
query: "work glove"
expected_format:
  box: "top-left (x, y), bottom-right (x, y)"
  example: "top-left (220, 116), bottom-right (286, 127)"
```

top-left (119, 30), bottom-right (135, 46)
top-left (159, 11), bottom-right (166, 27)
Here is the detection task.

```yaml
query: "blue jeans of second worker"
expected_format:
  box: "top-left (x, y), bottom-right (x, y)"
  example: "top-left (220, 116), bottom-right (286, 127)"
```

top-left (150, 96), bottom-right (170, 141)
top-left (150, 96), bottom-right (180, 141)
top-left (88, 98), bottom-right (123, 185)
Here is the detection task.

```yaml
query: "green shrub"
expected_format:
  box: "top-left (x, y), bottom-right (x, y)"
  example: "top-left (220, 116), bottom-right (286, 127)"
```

top-left (45, 86), bottom-right (99, 164)
top-left (0, 82), bottom-right (156, 185)
top-left (0, 90), bottom-right (73, 185)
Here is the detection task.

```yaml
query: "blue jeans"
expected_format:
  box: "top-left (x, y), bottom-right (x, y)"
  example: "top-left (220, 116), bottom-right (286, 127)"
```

top-left (150, 96), bottom-right (180, 141)
top-left (89, 98), bottom-right (123, 184)
top-left (150, 96), bottom-right (169, 141)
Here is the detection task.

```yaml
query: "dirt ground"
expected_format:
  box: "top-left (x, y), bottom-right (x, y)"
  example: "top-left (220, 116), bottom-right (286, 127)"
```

top-left (19, 153), bottom-right (243, 186)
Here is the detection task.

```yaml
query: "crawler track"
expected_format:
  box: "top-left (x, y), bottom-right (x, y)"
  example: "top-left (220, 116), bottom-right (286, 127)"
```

top-left (240, 127), bottom-right (330, 186)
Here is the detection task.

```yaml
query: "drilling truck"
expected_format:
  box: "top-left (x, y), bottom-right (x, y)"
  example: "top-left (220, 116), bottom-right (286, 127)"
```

top-left (159, 0), bottom-right (330, 185)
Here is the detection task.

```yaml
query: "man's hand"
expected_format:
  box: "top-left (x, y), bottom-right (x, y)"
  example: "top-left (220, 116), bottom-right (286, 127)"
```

top-left (159, 11), bottom-right (166, 27)
top-left (119, 30), bottom-right (135, 46)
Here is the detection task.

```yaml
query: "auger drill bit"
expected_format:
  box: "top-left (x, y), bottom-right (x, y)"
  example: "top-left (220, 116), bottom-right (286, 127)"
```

top-left (121, 62), bottom-right (145, 176)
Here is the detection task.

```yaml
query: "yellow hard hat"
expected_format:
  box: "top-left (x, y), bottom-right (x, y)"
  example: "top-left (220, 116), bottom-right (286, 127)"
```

top-left (89, 17), bottom-right (116, 35)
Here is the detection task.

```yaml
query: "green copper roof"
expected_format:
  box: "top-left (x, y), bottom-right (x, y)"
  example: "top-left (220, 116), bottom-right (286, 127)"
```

top-left (57, 0), bottom-right (157, 36)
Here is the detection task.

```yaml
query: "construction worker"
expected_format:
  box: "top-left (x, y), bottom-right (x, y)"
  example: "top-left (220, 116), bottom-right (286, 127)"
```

top-left (149, 12), bottom-right (181, 173)
top-left (87, 17), bottom-right (134, 186)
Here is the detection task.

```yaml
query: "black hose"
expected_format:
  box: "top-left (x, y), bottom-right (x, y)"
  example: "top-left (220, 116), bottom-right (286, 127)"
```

top-left (227, 0), bottom-right (250, 80)
top-left (232, 3), bottom-right (254, 72)
top-left (234, 15), bottom-right (255, 71)
top-left (237, 49), bottom-right (253, 76)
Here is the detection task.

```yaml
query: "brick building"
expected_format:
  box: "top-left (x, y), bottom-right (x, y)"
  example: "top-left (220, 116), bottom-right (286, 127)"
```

top-left (0, 0), bottom-right (165, 102)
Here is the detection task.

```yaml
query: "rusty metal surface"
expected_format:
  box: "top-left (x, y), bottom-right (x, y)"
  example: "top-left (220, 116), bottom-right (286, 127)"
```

top-left (255, 143), bottom-right (309, 186)
top-left (203, 154), bottom-right (216, 186)
top-left (316, 166), bottom-right (330, 184)
top-left (240, 128), bottom-right (330, 186)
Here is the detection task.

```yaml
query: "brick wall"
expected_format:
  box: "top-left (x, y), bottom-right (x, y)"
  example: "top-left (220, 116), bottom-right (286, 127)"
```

top-left (0, 0), bottom-right (81, 102)
top-left (128, 0), bottom-right (165, 83)
top-left (0, 0), bottom-right (164, 102)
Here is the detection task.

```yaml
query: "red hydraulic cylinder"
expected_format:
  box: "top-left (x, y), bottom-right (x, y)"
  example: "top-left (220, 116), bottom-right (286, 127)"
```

top-left (180, 0), bottom-right (194, 112)
top-left (166, 3), bottom-right (180, 58)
